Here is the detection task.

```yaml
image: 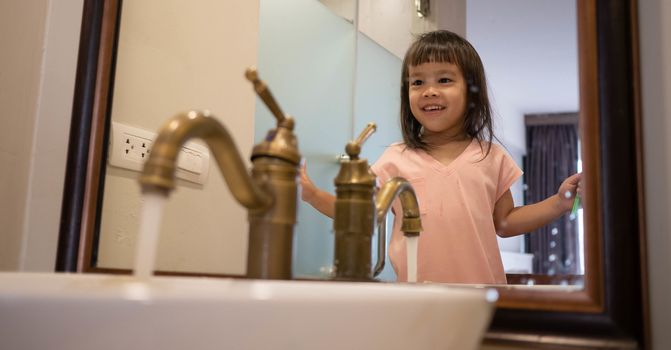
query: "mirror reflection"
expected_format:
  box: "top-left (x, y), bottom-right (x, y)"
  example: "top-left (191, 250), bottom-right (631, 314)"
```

top-left (95, 0), bottom-right (581, 286)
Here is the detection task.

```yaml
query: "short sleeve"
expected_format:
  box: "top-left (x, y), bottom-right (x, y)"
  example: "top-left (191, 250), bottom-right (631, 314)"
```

top-left (370, 145), bottom-right (401, 186)
top-left (370, 160), bottom-right (389, 185)
top-left (495, 148), bottom-right (523, 200)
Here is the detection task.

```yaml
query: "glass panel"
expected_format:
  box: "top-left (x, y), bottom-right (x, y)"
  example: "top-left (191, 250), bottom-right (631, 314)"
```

top-left (255, 0), bottom-right (356, 278)
top-left (354, 32), bottom-right (404, 281)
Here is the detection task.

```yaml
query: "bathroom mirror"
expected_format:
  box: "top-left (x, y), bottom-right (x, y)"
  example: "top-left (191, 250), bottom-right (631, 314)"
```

top-left (71, 0), bottom-right (586, 286)
top-left (58, 0), bottom-right (647, 347)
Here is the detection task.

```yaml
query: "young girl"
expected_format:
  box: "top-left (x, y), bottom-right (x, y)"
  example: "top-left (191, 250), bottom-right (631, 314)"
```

top-left (300, 30), bottom-right (582, 284)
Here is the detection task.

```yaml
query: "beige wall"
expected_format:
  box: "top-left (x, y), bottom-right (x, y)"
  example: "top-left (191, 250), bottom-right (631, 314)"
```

top-left (358, 0), bottom-right (465, 59)
top-left (640, 1), bottom-right (671, 349)
top-left (0, 1), bottom-right (46, 270)
top-left (96, 1), bottom-right (260, 275)
top-left (0, 0), bottom-right (82, 271)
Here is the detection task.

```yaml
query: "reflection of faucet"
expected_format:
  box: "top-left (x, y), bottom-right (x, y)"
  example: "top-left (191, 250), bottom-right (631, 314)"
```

top-left (139, 68), bottom-right (301, 280)
top-left (332, 123), bottom-right (422, 281)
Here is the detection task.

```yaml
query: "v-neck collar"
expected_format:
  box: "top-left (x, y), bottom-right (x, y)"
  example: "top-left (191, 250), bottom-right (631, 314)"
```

top-left (416, 138), bottom-right (477, 174)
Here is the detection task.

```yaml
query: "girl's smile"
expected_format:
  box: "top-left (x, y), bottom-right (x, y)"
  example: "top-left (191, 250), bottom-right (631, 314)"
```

top-left (408, 61), bottom-right (468, 140)
top-left (420, 104), bottom-right (446, 113)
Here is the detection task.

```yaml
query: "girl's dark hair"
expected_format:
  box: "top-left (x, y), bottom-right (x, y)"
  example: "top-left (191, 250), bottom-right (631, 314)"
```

top-left (400, 30), bottom-right (494, 156)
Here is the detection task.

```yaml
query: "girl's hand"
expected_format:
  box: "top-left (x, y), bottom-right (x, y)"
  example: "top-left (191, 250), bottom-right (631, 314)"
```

top-left (556, 172), bottom-right (583, 212)
top-left (299, 160), bottom-right (317, 203)
top-left (298, 159), bottom-right (336, 218)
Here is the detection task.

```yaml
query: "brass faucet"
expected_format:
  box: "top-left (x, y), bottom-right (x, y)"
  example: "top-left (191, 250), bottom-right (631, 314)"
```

top-left (139, 68), bottom-right (301, 280)
top-left (332, 123), bottom-right (422, 281)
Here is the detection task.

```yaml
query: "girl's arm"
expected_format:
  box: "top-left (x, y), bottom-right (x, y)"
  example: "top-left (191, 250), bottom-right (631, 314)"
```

top-left (493, 173), bottom-right (582, 237)
top-left (300, 162), bottom-right (335, 218)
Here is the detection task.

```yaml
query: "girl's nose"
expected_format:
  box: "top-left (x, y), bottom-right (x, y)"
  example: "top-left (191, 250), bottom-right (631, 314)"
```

top-left (422, 86), bottom-right (438, 97)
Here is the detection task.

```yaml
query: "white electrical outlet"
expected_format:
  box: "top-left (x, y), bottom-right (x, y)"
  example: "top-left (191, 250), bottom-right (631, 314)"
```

top-left (108, 121), bottom-right (210, 185)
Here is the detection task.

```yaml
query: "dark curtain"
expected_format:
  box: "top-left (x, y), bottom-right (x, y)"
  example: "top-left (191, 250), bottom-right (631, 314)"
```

top-left (524, 122), bottom-right (579, 275)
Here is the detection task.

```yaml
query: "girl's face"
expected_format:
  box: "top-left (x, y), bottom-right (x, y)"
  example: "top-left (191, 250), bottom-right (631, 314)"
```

top-left (407, 61), bottom-right (468, 140)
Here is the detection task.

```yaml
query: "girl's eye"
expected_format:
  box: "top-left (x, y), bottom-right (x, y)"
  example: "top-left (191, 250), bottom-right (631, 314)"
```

top-left (438, 77), bottom-right (452, 84)
top-left (410, 79), bottom-right (423, 86)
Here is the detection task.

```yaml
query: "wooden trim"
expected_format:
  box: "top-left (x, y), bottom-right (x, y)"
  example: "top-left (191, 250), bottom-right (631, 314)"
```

top-left (629, 0), bottom-right (651, 347)
top-left (487, 0), bottom-right (646, 345)
top-left (484, 331), bottom-right (638, 350)
top-left (56, 0), bottom-right (122, 272)
top-left (506, 274), bottom-right (584, 286)
top-left (495, 288), bottom-right (600, 312)
top-left (590, 0), bottom-right (645, 344)
top-left (78, 0), bottom-right (121, 272)
top-left (578, 0), bottom-right (604, 313)
top-left (86, 267), bottom-right (247, 279)
top-left (56, 0), bottom-right (106, 272)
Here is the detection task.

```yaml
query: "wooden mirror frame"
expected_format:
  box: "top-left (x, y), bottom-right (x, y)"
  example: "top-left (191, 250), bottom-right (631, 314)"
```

top-left (56, 0), bottom-right (648, 348)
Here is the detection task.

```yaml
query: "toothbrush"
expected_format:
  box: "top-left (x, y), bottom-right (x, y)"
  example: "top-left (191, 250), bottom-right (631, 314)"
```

top-left (571, 195), bottom-right (581, 216)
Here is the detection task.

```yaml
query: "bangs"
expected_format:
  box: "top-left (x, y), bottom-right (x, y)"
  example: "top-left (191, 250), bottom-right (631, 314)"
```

top-left (406, 43), bottom-right (462, 68)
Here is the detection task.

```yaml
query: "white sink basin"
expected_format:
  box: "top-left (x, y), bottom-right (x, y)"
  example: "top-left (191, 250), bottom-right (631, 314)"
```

top-left (0, 273), bottom-right (496, 350)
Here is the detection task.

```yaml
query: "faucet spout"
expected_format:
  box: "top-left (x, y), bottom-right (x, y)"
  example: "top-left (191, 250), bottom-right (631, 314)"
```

top-left (140, 110), bottom-right (272, 210)
top-left (140, 103), bottom-right (301, 280)
top-left (375, 177), bottom-right (422, 233)
top-left (372, 178), bottom-right (422, 277)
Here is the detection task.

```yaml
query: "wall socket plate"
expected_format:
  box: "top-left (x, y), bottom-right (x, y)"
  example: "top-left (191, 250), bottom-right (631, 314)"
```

top-left (108, 121), bottom-right (210, 185)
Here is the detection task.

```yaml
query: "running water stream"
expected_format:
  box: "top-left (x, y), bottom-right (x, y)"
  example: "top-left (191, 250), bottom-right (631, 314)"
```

top-left (406, 234), bottom-right (419, 283)
top-left (133, 192), bottom-right (167, 279)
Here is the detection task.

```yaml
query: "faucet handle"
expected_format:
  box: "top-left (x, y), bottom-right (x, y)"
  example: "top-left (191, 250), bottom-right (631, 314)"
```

top-left (246, 67), bottom-right (301, 164)
top-left (334, 122), bottom-right (377, 187)
top-left (345, 122), bottom-right (377, 160)
top-left (245, 67), bottom-right (291, 129)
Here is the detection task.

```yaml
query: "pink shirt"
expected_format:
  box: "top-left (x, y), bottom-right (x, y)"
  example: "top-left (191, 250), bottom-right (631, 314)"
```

top-left (370, 139), bottom-right (522, 284)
